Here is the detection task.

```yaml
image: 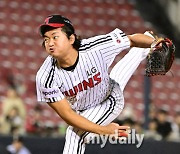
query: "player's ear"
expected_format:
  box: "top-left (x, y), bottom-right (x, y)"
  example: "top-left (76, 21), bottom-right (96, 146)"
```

top-left (69, 34), bottom-right (75, 45)
top-left (42, 40), bottom-right (46, 48)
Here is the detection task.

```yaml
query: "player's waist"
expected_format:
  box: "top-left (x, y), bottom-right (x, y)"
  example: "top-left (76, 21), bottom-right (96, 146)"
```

top-left (103, 79), bottom-right (115, 100)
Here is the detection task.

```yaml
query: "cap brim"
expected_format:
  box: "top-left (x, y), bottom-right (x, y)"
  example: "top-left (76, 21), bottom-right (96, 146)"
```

top-left (39, 23), bottom-right (65, 36)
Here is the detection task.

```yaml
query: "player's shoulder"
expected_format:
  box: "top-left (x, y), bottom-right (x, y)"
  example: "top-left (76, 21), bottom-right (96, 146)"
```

top-left (79, 33), bottom-right (110, 52)
top-left (109, 28), bottom-right (126, 36)
top-left (36, 55), bottom-right (54, 77)
top-left (79, 28), bottom-right (125, 52)
top-left (80, 31), bottom-right (111, 45)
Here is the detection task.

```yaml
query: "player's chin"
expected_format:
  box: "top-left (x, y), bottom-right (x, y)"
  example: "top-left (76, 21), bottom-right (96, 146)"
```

top-left (49, 52), bottom-right (60, 58)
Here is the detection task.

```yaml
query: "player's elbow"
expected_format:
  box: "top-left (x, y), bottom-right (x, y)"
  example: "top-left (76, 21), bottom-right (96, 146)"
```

top-left (60, 109), bottom-right (75, 124)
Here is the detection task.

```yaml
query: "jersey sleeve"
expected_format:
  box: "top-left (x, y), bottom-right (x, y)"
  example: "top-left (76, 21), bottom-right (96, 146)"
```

top-left (103, 28), bottom-right (130, 68)
top-left (36, 59), bottom-right (65, 103)
top-left (80, 28), bottom-right (130, 68)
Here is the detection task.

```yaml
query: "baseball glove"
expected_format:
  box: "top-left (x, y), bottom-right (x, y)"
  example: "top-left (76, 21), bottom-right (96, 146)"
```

top-left (145, 36), bottom-right (175, 77)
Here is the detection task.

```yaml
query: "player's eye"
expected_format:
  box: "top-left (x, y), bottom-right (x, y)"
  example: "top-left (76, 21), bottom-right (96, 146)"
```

top-left (53, 36), bottom-right (59, 40)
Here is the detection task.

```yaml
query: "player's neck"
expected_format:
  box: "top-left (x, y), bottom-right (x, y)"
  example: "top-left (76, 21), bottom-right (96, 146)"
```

top-left (57, 49), bottom-right (78, 68)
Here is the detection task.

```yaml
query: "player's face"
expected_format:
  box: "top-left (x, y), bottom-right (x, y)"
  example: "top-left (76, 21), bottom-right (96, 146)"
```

top-left (43, 28), bottom-right (74, 58)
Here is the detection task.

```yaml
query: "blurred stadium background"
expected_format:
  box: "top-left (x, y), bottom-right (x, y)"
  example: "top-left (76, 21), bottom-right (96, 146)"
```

top-left (0, 0), bottom-right (180, 153)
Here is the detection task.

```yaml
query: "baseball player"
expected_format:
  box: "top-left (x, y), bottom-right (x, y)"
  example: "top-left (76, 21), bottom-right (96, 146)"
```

top-left (36, 14), bottom-right (154, 154)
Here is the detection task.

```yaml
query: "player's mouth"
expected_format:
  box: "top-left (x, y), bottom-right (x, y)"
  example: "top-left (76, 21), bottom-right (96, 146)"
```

top-left (49, 48), bottom-right (55, 53)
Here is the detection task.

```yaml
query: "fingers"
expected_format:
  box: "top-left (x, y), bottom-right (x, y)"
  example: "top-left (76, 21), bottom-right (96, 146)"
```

top-left (111, 123), bottom-right (130, 132)
top-left (118, 126), bottom-right (130, 138)
top-left (109, 123), bottom-right (130, 137)
top-left (118, 125), bottom-right (130, 130)
top-left (110, 122), bottom-right (119, 127)
top-left (164, 38), bottom-right (173, 46)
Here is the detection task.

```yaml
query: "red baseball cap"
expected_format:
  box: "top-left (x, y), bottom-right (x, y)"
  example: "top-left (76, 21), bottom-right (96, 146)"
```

top-left (39, 14), bottom-right (74, 36)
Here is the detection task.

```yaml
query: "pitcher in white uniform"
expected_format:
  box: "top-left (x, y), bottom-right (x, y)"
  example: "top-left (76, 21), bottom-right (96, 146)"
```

top-left (36, 14), bottom-right (154, 154)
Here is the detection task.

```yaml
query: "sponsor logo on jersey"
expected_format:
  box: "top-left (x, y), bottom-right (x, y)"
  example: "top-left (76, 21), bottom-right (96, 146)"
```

top-left (116, 39), bottom-right (121, 43)
top-left (111, 32), bottom-right (121, 45)
top-left (113, 33), bottom-right (119, 40)
top-left (42, 87), bottom-right (60, 98)
top-left (43, 90), bottom-right (58, 96)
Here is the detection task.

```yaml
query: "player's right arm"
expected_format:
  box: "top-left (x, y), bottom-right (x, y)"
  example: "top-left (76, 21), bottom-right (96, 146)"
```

top-left (47, 99), bottom-right (129, 136)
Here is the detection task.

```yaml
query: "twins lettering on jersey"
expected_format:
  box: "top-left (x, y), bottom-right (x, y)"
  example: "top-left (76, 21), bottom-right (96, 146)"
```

top-left (63, 67), bottom-right (101, 97)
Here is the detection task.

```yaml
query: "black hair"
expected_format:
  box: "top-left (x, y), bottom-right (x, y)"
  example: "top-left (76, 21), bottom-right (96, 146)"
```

top-left (42, 25), bottom-right (81, 51)
top-left (61, 25), bottom-right (81, 51)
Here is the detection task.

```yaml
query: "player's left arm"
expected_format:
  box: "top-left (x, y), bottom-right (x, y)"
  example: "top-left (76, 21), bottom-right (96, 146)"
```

top-left (127, 33), bottom-right (154, 48)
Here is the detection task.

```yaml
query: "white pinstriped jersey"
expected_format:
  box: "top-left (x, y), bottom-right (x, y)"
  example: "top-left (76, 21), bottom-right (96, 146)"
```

top-left (36, 28), bottom-right (130, 111)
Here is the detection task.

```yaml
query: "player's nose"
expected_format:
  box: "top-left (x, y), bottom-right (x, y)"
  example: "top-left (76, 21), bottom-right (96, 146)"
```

top-left (49, 38), bottom-right (55, 47)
